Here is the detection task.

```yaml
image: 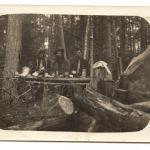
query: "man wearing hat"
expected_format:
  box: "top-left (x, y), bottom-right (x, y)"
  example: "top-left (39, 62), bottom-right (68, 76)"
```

top-left (51, 48), bottom-right (69, 76)
top-left (32, 49), bottom-right (51, 77)
top-left (71, 49), bottom-right (89, 77)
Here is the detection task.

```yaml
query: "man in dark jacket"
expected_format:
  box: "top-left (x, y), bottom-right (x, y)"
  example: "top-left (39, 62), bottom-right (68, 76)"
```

top-left (51, 48), bottom-right (69, 76)
top-left (32, 49), bottom-right (51, 76)
top-left (71, 49), bottom-right (89, 77)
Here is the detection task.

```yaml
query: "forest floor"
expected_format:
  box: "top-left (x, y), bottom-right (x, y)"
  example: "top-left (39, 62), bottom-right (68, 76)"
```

top-left (0, 83), bottom-right (148, 132)
top-left (0, 93), bottom-right (96, 132)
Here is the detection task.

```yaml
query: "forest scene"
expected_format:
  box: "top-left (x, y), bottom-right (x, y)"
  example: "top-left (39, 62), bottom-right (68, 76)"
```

top-left (0, 14), bottom-right (150, 132)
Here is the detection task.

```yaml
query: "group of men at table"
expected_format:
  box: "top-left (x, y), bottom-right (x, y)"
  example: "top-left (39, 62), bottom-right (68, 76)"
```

top-left (19, 48), bottom-right (89, 78)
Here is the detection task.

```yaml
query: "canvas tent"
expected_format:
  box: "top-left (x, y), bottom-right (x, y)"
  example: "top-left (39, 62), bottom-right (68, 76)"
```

top-left (119, 45), bottom-right (150, 104)
top-left (123, 45), bottom-right (150, 76)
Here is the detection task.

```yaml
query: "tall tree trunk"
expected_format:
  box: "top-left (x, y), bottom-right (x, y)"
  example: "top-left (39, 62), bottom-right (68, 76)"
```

top-left (112, 18), bottom-right (118, 58)
top-left (112, 18), bottom-right (122, 80)
top-left (48, 15), bottom-right (55, 60)
top-left (83, 16), bottom-right (90, 60)
top-left (69, 16), bottom-right (75, 58)
top-left (2, 15), bottom-right (22, 101)
top-left (120, 17), bottom-right (128, 70)
top-left (120, 17), bottom-right (126, 53)
top-left (103, 17), bottom-right (112, 71)
top-left (56, 15), bottom-right (69, 62)
top-left (79, 15), bottom-right (86, 50)
top-left (141, 19), bottom-right (148, 51)
top-left (90, 16), bottom-right (94, 85)
top-left (132, 22), bottom-right (136, 55)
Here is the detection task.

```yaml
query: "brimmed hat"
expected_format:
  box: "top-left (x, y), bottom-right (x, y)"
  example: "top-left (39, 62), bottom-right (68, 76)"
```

top-left (54, 48), bottom-right (64, 55)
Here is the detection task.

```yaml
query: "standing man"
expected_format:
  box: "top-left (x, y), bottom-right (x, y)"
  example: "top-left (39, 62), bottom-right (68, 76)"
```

top-left (32, 49), bottom-right (51, 77)
top-left (71, 49), bottom-right (89, 77)
top-left (51, 48), bottom-right (69, 77)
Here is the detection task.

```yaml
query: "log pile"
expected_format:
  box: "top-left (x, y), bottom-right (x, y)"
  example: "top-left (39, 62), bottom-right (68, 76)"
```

top-left (74, 87), bottom-right (150, 132)
top-left (2, 84), bottom-right (150, 132)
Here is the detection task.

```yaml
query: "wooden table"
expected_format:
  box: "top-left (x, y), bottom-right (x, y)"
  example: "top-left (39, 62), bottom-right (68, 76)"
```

top-left (17, 76), bottom-right (91, 85)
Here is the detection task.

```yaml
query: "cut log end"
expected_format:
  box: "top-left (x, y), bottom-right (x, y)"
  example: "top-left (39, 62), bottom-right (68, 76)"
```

top-left (58, 96), bottom-right (74, 115)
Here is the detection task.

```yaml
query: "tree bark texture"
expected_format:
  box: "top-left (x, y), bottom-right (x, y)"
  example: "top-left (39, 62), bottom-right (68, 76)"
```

top-left (74, 87), bottom-right (150, 132)
top-left (2, 15), bottom-right (22, 101)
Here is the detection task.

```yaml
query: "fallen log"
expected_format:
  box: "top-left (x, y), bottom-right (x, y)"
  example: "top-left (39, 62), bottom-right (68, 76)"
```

top-left (41, 95), bottom-right (74, 116)
top-left (5, 95), bottom-right (74, 131)
top-left (74, 87), bottom-right (150, 132)
top-left (6, 115), bottom-right (68, 131)
top-left (68, 110), bottom-right (98, 132)
top-left (130, 101), bottom-right (150, 113)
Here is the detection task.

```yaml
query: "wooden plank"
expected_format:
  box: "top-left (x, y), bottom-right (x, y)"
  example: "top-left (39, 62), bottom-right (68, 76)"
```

top-left (16, 77), bottom-right (90, 85)
top-left (24, 77), bottom-right (90, 81)
top-left (25, 81), bottom-right (89, 85)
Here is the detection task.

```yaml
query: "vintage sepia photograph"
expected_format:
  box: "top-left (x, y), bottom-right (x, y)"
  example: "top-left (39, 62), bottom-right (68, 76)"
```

top-left (0, 12), bottom-right (150, 134)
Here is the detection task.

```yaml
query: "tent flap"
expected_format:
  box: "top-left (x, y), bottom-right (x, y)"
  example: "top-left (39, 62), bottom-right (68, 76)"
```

top-left (123, 45), bottom-right (150, 76)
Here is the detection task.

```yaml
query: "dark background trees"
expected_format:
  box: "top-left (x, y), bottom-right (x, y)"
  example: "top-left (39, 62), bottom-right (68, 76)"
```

top-left (0, 14), bottom-right (149, 93)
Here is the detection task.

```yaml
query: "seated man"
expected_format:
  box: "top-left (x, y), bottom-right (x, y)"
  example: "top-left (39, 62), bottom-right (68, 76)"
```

top-left (32, 49), bottom-right (51, 77)
top-left (71, 49), bottom-right (89, 77)
top-left (51, 48), bottom-right (69, 77)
